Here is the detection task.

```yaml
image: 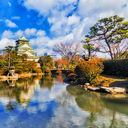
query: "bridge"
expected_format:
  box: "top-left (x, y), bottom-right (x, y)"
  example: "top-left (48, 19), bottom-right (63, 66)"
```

top-left (51, 70), bottom-right (71, 75)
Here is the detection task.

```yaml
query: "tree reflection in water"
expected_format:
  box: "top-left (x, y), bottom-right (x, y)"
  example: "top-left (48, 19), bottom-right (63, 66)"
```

top-left (0, 77), bottom-right (128, 127)
top-left (0, 76), bottom-right (41, 109)
top-left (39, 75), bottom-right (54, 89)
top-left (55, 75), bottom-right (64, 84)
top-left (6, 101), bottom-right (17, 111)
top-left (67, 85), bottom-right (128, 128)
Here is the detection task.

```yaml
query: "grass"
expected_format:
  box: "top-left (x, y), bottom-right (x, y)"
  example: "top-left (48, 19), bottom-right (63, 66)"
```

top-left (97, 75), bottom-right (128, 88)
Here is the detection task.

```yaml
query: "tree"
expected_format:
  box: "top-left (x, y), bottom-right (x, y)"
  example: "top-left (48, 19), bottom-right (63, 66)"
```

top-left (85, 15), bottom-right (128, 59)
top-left (75, 57), bottom-right (103, 84)
top-left (117, 51), bottom-right (128, 59)
top-left (20, 54), bottom-right (29, 61)
top-left (3, 46), bottom-right (14, 69)
top-left (82, 38), bottom-right (100, 59)
top-left (0, 54), bottom-right (7, 68)
top-left (53, 42), bottom-right (80, 68)
top-left (38, 55), bottom-right (54, 73)
top-left (55, 58), bottom-right (68, 70)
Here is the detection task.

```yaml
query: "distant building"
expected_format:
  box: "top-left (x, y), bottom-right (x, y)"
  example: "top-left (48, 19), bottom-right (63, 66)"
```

top-left (44, 52), bottom-right (48, 56)
top-left (44, 52), bottom-right (56, 60)
top-left (15, 36), bottom-right (39, 62)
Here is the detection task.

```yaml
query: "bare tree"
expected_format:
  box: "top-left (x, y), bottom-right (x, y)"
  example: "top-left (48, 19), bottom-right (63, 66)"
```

top-left (53, 42), bottom-right (81, 68)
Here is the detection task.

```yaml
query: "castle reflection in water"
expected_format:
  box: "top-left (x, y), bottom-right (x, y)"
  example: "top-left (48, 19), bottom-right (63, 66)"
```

top-left (0, 75), bottom-right (55, 108)
top-left (0, 75), bottom-right (128, 128)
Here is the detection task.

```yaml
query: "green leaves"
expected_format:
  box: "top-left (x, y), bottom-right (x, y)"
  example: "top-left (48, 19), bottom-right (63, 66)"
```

top-left (38, 55), bottom-right (54, 73)
top-left (83, 45), bottom-right (94, 50)
top-left (85, 15), bottom-right (128, 59)
top-left (122, 21), bottom-right (128, 25)
top-left (3, 46), bottom-right (14, 53)
top-left (82, 38), bottom-right (97, 58)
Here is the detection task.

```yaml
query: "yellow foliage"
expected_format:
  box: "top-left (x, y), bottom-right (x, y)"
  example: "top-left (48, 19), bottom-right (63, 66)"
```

top-left (75, 57), bottom-right (104, 83)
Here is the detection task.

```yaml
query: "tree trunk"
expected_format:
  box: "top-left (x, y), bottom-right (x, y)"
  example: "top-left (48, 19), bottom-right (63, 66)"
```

top-left (88, 49), bottom-right (91, 58)
top-left (105, 37), bottom-right (114, 59)
top-left (8, 52), bottom-right (11, 69)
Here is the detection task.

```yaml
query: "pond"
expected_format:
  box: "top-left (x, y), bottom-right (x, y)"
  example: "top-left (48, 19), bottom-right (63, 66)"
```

top-left (0, 75), bottom-right (128, 128)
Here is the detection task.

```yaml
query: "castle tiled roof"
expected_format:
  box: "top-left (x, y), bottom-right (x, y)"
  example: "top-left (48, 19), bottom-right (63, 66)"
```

top-left (17, 36), bottom-right (29, 41)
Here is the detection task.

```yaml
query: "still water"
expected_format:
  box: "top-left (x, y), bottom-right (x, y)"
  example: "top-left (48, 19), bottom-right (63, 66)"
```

top-left (0, 75), bottom-right (128, 128)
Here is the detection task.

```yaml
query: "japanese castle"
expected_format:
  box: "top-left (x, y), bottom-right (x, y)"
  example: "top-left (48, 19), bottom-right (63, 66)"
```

top-left (15, 36), bottom-right (38, 62)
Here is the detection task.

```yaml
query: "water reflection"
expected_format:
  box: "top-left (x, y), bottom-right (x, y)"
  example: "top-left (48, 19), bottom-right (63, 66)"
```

top-left (0, 76), bottom-right (128, 128)
top-left (0, 77), bottom-right (41, 108)
top-left (39, 75), bottom-right (54, 89)
top-left (67, 85), bottom-right (128, 128)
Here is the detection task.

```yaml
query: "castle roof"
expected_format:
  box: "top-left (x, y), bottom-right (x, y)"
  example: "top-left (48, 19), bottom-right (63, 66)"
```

top-left (17, 36), bottom-right (29, 42)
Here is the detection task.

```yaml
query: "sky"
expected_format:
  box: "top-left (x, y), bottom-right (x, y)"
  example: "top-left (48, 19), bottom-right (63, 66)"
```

top-left (0, 0), bottom-right (128, 56)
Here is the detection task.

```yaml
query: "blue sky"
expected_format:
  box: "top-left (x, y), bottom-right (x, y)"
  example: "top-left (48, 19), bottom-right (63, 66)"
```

top-left (0, 0), bottom-right (128, 56)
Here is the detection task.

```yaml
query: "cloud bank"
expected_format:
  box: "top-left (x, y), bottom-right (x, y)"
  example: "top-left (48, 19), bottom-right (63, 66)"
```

top-left (1, 0), bottom-right (128, 56)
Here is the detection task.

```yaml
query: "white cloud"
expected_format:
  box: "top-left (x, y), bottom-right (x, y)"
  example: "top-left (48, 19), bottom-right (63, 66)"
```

top-left (15, 30), bottom-right (23, 37)
top-left (2, 30), bottom-right (23, 39)
top-left (2, 30), bottom-right (14, 39)
top-left (23, 0), bottom-right (128, 36)
top-left (25, 28), bottom-right (37, 37)
top-left (5, 19), bottom-right (17, 28)
top-left (23, 0), bottom-right (78, 37)
top-left (67, 15), bottom-right (80, 25)
top-left (29, 36), bottom-right (50, 48)
top-left (78, 0), bottom-right (127, 17)
top-left (24, 0), bottom-right (55, 16)
top-left (24, 0), bottom-right (76, 16)
top-left (36, 30), bottom-right (46, 37)
top-left (2, 0), bottom-right (128, 57)
top-left (0, 38), bottom-right (15, 49)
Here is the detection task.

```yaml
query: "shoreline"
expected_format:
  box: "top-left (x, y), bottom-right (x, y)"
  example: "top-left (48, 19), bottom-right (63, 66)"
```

top-left (66, 75), bottom-right (128, 94)
top-left (0, 73), bottom-right (44, 81)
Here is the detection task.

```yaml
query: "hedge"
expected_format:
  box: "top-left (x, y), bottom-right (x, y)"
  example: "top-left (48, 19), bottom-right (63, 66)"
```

top-left (103, 59), bottom-right (128, 77)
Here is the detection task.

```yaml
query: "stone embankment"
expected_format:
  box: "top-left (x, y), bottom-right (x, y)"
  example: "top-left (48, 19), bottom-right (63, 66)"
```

top-left (0, 73), bottom-right (44, 81)
top-left (83, 83), bottom-right (126, 94)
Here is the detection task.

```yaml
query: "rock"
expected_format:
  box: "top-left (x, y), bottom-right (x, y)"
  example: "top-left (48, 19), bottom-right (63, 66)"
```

top-left (7, 69), bottom-right (15, 76)
top-left (86, 86), bottom-right (126, 94)
top-left (80, 85), bottom-right (83, 87)
top-left (9, 74), bottom-right (18, 80)
top-left (87, 86), bottom-right (100, 91)
top-left (100, 87), bottom-right (126, 94)
top-left (0, 76), bottom-right (8, 79)
top-left (84, 87), bottom-right (88, 91)
top-left (85, 83), bottom-right (90, 86)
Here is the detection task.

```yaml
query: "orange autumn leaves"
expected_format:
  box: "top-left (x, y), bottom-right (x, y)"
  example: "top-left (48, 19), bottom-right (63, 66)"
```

top-left (55, 59), bottom-right (68, 70)
top-left (75, 57), bottom-right (104, 83)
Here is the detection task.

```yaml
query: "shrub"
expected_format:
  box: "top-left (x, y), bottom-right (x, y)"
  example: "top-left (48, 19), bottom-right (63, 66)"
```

top-left (66, 73), bottom-right (77, 83)
top-left (75, 57), bottom-right (104, 84)
top-left (15, 66), bottom-right (24, 74)
top-left (0, 67), bottom-right (8, 75)
top-left (103, 59), bottom-right (128, 77)
top-left (32, 68), bottom-right (42, 73)
top-left (41, 66), bottom-right (51, 73)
